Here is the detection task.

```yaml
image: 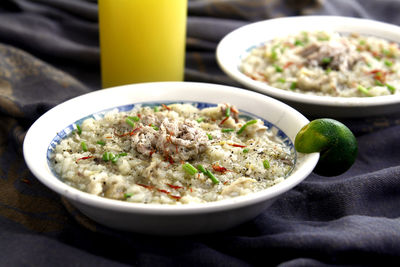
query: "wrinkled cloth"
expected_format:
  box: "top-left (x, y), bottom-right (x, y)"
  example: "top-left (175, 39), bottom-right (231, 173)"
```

top-left (1, 0), bottom-right (400, 266)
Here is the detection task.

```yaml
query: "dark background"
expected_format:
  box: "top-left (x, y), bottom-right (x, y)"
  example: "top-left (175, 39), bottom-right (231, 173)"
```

top-left (1, 0), bottom-right (400, 266)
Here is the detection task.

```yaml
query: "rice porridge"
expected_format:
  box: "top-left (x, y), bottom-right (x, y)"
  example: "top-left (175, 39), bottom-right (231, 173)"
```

top-left (50, 103), bottom-right (294, 205)
top-left (240, 31), bottom-right (400, 97)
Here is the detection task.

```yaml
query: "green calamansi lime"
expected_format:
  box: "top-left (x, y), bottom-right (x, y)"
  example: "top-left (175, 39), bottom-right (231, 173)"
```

top-left (295, 118), bottom-right (358, 177)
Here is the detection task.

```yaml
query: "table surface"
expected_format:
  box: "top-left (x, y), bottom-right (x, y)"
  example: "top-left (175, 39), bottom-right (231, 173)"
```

top-left (1, 0), bottom-right (400, 266)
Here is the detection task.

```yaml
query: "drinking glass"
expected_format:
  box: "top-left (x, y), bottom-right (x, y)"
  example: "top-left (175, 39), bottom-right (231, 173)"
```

top-left (98, 0), bottom-right (187, 88)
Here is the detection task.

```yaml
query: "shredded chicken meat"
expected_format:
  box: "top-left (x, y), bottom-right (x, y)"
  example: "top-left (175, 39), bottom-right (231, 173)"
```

top-left (299, 38), bottom-right (360, 71)
top-left (132, 114), bottom-right (209, 162)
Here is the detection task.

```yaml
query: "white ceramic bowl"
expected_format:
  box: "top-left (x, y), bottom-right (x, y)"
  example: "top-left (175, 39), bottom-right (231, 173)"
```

top-left (216, 16), bottom-right (400, 118)
top-left (23, 82), bottom-right (318, 235)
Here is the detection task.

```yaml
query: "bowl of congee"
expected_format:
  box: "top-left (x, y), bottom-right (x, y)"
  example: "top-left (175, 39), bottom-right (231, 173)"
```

top-left (23, 82), bottom-right (320, 235)
top-left (217, 16), bottom-right (400, 118)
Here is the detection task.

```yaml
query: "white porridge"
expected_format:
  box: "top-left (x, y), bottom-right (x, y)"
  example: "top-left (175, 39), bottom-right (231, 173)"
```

top-left (50, 103), bottom-right (294, 205)
top-left (240, 31), bottom-right (400, 97)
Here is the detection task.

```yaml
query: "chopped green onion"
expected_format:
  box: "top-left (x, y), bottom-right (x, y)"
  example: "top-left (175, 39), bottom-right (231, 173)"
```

top-left (76, 124), bottom-right (82, 135)
top-left (237, 119), bottom-right (258, 134)
top-left (263, 159), bottom-right (270, 169)
top-left (294, 39), bottom-right (304, 46)
top-left (384, 59), bottom-right (393, 67)
top-left (225, 107), bottom-right (231, 117)
top-left (205, 170), bottom-right (219, 184)
top-left (102, 152), bottom-right (114, 161)
top-left (97, 140), bottom-right (106, 146)
top-left (317, 35), bottom-right (330, 41)
top-left (207, 133), bottom-right (213, 140)
top-left (375, 79), bottom-right (384, 86)
top-left (111, 153), bottom-right (123, 163)
top-left (386, 83), bottom-right (396, 94)
top-left (125, 117), bottom-right (135, 128)
top-left (301, 32), bottom-right (309, 44)
top-left (274, 65), bottom-right (283, 73)
top-left (182, 163), bottom-right (198, 175)
top-left (382, 49), bottom-right (391, 57)
top-left (270, 45), bottom-right (279, 60)
top-left (325, 67), bottom-right (332, 74)
top-left (375, 71), bottom-right (383, 79)
top-left (290, 82), bottom-right (297, 90)
top-left (321, 57), bottom-right (332, 64)
top-left (81, 141), bottom-right (88, 152)
top-left (196, 117), bottom-right (204, 123)
top-left (357, 85), bottom-right (372, 96)
top-left (153, 106), bottom-right (159, 112)
top-left (151, 124), bottom-right (159, 131)
top-left (278, 78), bottom-right (286, 83)
top-left (110, 152), bottom-right (128, 163)
top-left (196, 164), bottom-right (207, 174)
top-left (129, 116), bottom-right (140, 122)
top-left (243, 148), bottom-right (249, 153)
top-left (359, 39), bottom-right (366, 45)
top-left (124, 193), bottom-right (133, 199)
top-left (221, 128), bottom-right (235, 133)
top-left (270, 50), bottom-right (277, 60)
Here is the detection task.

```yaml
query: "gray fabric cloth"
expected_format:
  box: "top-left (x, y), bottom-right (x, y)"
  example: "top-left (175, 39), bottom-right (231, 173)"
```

top-left (1, 0), bottom-right (400, 266)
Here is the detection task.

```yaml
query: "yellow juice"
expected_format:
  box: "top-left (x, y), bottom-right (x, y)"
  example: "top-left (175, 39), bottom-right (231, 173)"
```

top-left (98, 0), bottom-right (187, 88)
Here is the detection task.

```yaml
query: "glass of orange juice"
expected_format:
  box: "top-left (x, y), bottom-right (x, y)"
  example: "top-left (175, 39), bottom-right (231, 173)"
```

top-left (98, 0), bottom-right (188, 88)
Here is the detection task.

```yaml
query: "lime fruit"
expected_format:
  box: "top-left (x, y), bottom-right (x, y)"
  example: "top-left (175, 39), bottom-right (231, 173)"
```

top-left (295, 118), bottom-right (358, 177)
